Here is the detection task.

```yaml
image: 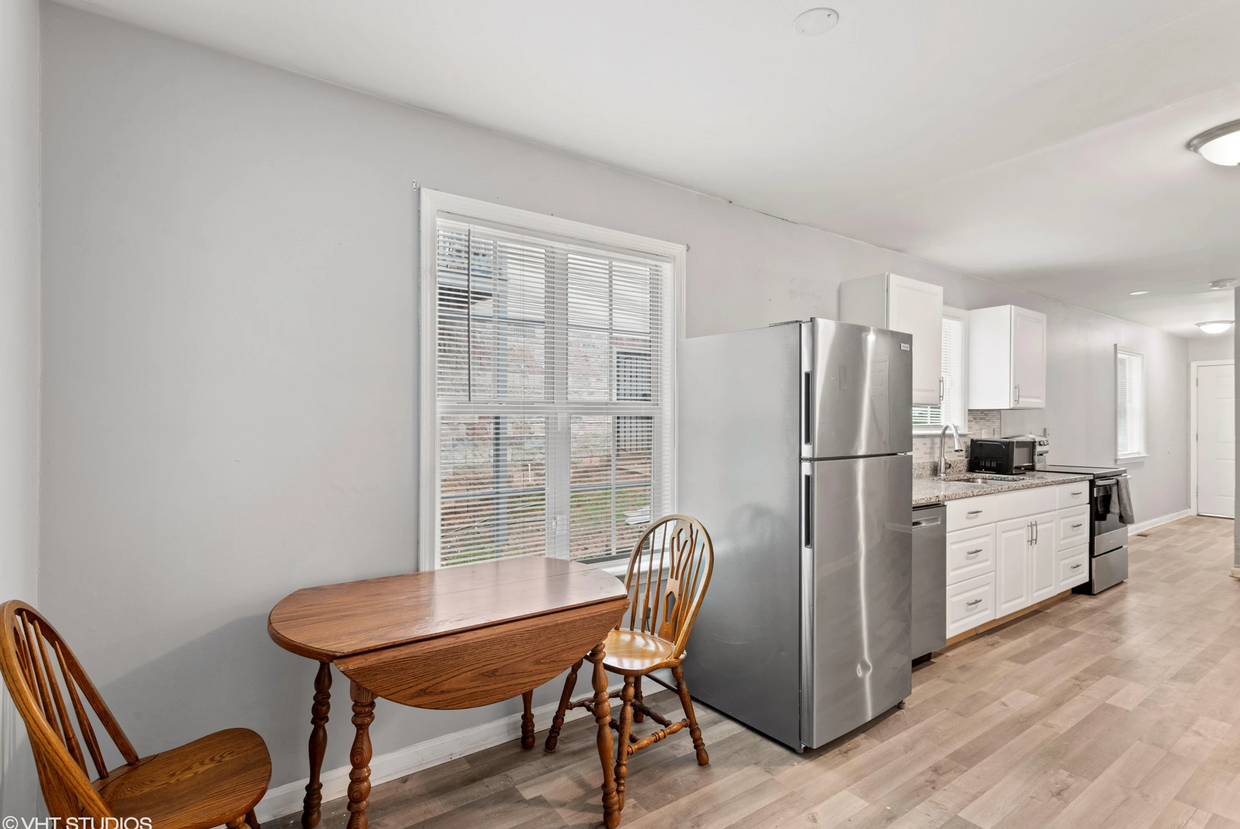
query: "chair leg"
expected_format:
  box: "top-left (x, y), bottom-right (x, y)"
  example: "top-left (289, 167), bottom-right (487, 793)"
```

top-left (247, 811), bottom-right (261, 829)
top-left (544, 657), bottom-right (583, 752)
top-left (614, 676), bottom-right (636, 812)
top-left (226, 817), bottom-right (250, 829)
top-left (632, 675), bottom-right (644, 723)
top-left (672, 666), bottom-right (708, 766)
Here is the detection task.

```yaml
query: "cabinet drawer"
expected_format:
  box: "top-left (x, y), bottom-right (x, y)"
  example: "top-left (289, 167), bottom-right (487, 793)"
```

top-left (947, 494), bottom-right (999, 531)
top-left (947, 525), bottom-right (996, 586)
top-left (1057, 483), bottom-right (1090, 510)
top-left (1057, 506), bottom-right (1090, 548)
top-left (946, 573), bottom-right (996, 639)
top-left (1059, 545), bottom-right (1089, 589)
top-left (994, 486), bottom-right (1059, 522)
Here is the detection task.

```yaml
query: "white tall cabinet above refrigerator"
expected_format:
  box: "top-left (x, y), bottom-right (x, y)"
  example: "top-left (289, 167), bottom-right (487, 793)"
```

top-left (840, 273), bottom-right (944, 406)
top-left (968, 305), bottom-right (1048, 409)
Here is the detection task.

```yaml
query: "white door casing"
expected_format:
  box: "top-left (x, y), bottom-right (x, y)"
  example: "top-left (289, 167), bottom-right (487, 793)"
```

top-left (1195, 361), bottom-right (1235, 519)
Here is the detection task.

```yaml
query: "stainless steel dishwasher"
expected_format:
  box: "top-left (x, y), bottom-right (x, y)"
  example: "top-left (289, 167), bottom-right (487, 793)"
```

top-left (911, 504), bottom-right (946, 660)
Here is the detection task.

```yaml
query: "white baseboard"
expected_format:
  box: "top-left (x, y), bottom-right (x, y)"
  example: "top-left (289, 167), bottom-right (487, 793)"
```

top-left (257, 681), bottom-right (622, 822)
top-left (1130, 509), bottom-right (1194, 535)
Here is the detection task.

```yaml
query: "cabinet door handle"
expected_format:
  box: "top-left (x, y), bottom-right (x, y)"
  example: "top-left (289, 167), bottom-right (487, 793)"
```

top-left (967, 510), bottom-right (983, 517)
top-left (1070, 563), bottom-right (1083, 570)
top-left (966, 549), bottom-right (983, 556)
top-left (1035, 521), bottom-right (1039, 543)
top-left (939, 376), bottom-right (945, 404)
top-left (1015, 384), bottom-right (1021, 404)
top-left (1071, 523), bottom-right (1083, 529)
top-left (966, 598), bottom-right (983, 607)
top-left (1071, 491), bottom-right (1083, 496)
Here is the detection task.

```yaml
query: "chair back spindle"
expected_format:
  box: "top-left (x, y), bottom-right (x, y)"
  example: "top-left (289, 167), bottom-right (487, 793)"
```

top-left (0, 600), bottom-right (137, 817)
top-left (619, 515), bottom-right (714, 659)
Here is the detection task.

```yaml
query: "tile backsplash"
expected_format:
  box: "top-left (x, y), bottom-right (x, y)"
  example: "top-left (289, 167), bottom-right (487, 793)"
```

top-left (912, 409), bottom-right (1002, 476)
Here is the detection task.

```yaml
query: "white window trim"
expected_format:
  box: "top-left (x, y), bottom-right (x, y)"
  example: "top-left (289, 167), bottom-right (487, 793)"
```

top-left (912, 306), bottom-right (970, 435)
top-left (417, 187), bottom-right (687, 571)
top-left (1115, 345), bottom-right (1147, 461)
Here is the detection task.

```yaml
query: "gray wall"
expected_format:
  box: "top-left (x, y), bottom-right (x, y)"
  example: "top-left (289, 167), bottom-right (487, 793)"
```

top-left (39, 5), bottom-right (1192, 795)
top-left (1189, 331), bottom-right (1235, 363)
top-left (0, 0), bottom-right (41, 814)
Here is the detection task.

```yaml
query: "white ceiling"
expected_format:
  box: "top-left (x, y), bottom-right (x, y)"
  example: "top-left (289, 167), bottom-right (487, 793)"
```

top-left (57, 0), bottom-right (1240, 337)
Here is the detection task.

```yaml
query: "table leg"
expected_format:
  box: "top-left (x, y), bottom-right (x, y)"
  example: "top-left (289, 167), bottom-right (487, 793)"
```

top-left (520, 690), bottom-right (535, 750)
top-left (346, 680), bottom-right (376, 829)
top-left (589, 643), bottom-right (621, 829)
top-left (302, 661), bottom-right (332, 829)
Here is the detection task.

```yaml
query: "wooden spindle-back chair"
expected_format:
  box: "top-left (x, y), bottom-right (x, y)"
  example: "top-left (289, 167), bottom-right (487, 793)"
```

top-left (543, 515), bottom-right (714, 814)
top-left (0, 601), bottom-right (271, 828)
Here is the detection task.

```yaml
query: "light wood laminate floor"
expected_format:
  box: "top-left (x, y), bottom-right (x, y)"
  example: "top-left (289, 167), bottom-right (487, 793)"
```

top-left (272, 516), bottom-right (1240, 829)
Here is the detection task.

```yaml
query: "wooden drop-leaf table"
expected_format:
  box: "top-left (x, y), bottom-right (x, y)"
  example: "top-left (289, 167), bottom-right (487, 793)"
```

top-left (268, 556), bottom-right (630, 829)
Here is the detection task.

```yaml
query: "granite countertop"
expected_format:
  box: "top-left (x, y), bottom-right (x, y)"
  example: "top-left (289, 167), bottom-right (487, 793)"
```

top-left (913, 470), bottom-right (1093, 507)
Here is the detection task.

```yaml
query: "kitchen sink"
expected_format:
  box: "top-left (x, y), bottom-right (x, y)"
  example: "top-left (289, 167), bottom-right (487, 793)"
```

top-left (942, 474), bottom-right (1026, 484)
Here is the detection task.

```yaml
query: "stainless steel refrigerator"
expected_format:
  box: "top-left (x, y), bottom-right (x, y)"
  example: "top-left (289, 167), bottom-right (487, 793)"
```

top-left (678, 318), bottom-right (913, 751)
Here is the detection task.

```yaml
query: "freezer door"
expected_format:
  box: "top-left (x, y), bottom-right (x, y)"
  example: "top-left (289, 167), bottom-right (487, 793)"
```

top-left (805, 318), bottom-right (913, 459)
top-left (803, 454), bottom-right (912, 749)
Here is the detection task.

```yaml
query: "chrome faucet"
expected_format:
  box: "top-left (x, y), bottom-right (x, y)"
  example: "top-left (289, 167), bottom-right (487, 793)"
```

top-left (938, 424), bottom-right (962, 479)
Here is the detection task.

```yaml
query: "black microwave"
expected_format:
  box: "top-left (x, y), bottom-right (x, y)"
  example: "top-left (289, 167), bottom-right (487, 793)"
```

top-left (969, 438), bottom-right (1037, 475)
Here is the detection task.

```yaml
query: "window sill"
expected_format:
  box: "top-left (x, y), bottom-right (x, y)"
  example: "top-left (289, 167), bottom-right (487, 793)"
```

top-left (1117, 453), bottom-right (1148, 461)
top-left (913, 427), bottom-right (969, 436)
top-left (594, 558), bottom-right (630, 579)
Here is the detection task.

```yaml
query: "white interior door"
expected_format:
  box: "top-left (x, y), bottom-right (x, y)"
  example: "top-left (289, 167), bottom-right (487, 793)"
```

top-left (1197, 363), bottom-right (1235, 518)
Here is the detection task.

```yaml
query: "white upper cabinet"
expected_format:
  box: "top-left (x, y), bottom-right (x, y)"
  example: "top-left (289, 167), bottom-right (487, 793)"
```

top-left (840, 273), bottom-right (944, 405)
top-left (967, 305), bottom-right (1047, 409)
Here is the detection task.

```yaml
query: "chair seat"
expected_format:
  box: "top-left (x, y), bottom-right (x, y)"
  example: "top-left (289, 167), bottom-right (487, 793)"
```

top-left (602, 629), bottom-right (677, 674)
top-left (98, 728), bottom-right (270, 829)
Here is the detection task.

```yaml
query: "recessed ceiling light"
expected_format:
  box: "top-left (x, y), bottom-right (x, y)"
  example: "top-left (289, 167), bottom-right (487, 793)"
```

top-left (1188, 120), bottom-right (1240, 166)
top-left (1128, 290), bottom-right (1149, 296)
top-left (1210, 278), bottom-right (1236, 290)
top-left (794, 8), bottom-right (839, 36)
top-left (1196, 320), bottom-right (1234, 334)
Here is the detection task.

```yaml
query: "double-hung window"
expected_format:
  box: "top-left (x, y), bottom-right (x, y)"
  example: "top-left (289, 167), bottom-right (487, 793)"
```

top-left (1116, 347), bottom-right (1146, 459)
top-left (912, 307), bottom-right (968, 433)
top-left (419, 190), bottom-right (683, 569)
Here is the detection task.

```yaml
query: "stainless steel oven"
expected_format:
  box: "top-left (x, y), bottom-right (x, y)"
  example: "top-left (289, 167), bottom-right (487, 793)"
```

top-left (1043, 465), bottom-right (1129, 594)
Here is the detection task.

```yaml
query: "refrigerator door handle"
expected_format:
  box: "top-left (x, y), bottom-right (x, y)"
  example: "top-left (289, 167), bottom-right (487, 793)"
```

top-left (803, 468), bottom-right (814, 547)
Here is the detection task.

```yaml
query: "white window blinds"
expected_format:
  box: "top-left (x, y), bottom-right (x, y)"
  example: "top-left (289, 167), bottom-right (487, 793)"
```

top-left (1116, 348), bottom-right (1146, 458)
top-left (425, 203), bottom-right (677, 569)
top-left (912, 311), bottom-right (966, 430)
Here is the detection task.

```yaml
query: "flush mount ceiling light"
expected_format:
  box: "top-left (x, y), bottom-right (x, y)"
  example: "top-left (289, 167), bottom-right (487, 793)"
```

top-left (1210, 278), bottom-right (1237, 290)
top-left (1187, 119), bottom-right (1240, 166)
top-left (1197, 320), bottom-right (1234, 334)
top-left (1128, 290), bottom-right (1149, 296)
top-left (794, 7), bottom-right (839, 35)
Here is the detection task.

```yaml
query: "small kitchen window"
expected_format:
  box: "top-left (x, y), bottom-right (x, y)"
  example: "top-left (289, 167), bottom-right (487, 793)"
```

top-left (912, 307), bottom-right (968, 433)
top-left (1116, 347), bottom-right (1146, 459)
top-left (419, 189), bottom-right (685, 570)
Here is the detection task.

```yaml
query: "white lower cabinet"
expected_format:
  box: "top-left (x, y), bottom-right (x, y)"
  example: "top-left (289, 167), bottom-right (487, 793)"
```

top-left (947, 573), bottom-right (995, 639)
top-left (1030, 511), bottom-right (1058, 603)
top-left (944, 482), bottom-right (1092, 639)
top-left (947, 525), bottom-right (996, 585)
top-left (995, 518), bottom-right (1032, 617)
top-left (1059, 543), bottom-right (1089, 589)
